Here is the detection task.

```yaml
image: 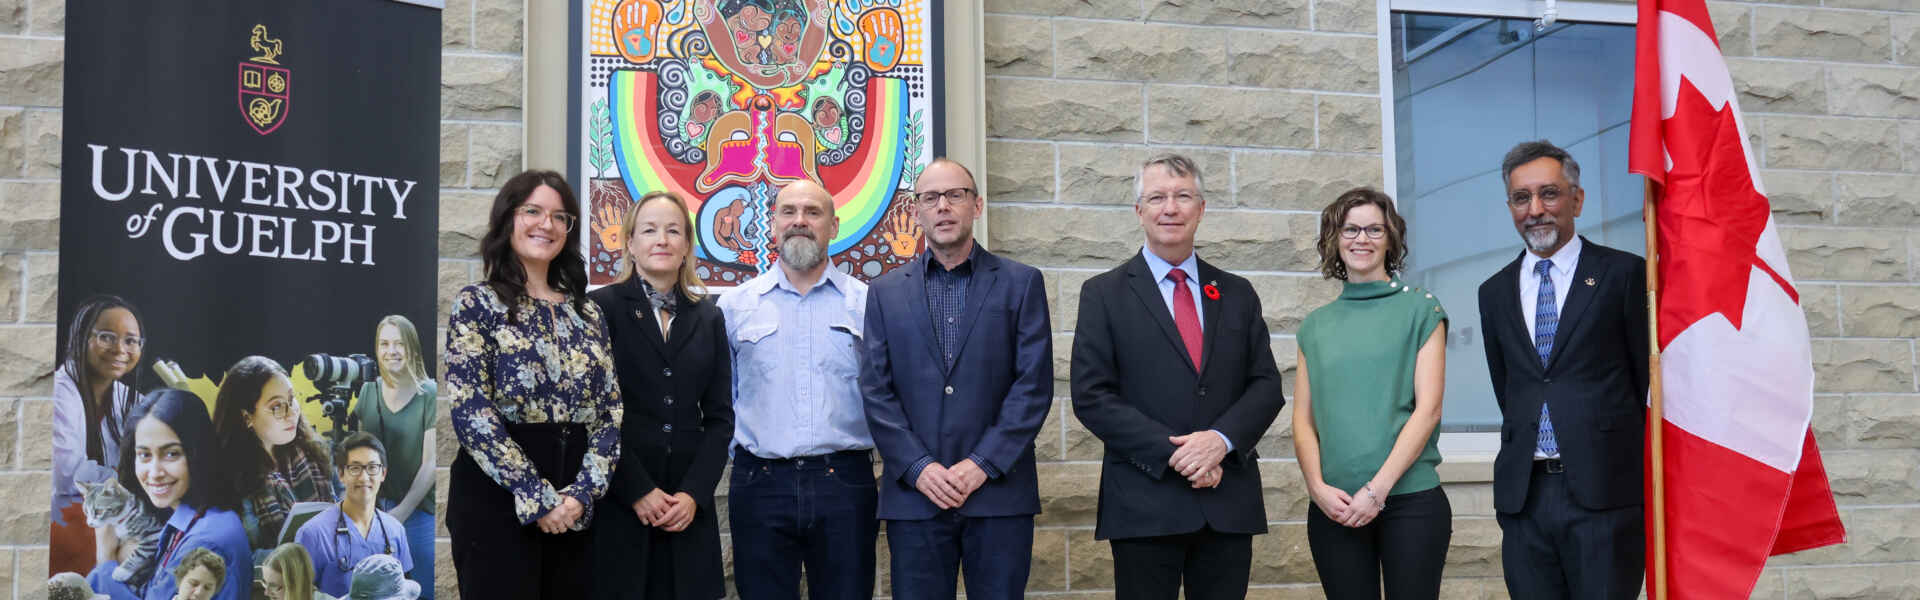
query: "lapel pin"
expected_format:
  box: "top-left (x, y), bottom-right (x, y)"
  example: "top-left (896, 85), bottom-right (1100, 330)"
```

top-left (1203, 282), bottom-right (1221, 300)
top-left (1584, 277), bottom-right (1596, 286)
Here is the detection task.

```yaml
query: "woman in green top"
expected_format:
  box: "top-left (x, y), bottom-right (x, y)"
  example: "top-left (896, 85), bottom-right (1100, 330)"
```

top-left (353, 314), bottom-right (437, 599)
top-left (1294, 188), bottom-right (1451, 599)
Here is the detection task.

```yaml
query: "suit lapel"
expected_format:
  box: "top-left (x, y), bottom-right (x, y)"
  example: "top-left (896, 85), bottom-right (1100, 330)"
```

top-left (1124, 254), bottom-right (1197, 373)
top-left (902, 255), bottom-right (945, 365)
top-left (664, 300), bottom-right (705, 356)
top-left (948, 250), bottom-right (1000, 373)
top-left (1197, 259), bottom-right (1225, 377)
top-left (616, 279), bottom-right (674, 364)
top-left (1545, 240), bottom-right (1603, 370)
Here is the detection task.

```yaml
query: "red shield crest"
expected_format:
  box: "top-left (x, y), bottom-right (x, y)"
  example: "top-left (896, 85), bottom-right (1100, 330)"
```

top-left (238, 62), bottom-right (291, 135)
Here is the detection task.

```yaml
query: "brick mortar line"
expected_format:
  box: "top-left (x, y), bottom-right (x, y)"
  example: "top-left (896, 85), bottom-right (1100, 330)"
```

top-left (991, 200), bottom-right (1320, 214)
top-left (1735, 2), bottom-right (1920, 16)
top-left (1020, 13), bottom-right (1382, 41)
top-left (986, 135), bottom-right (1384, 157)
top-left (988, 73), bottom-right (1382, 98)
top-left (0, 33), bottom-right (61, 41)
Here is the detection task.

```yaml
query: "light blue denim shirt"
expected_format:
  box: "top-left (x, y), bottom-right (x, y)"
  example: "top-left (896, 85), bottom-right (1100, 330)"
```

top-left (718, 262), bottom-right (874, 459)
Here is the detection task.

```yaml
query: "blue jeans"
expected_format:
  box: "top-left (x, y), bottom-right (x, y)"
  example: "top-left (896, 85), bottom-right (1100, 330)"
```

top-left (729, 450), bottom-right (878, 600)
top-left (886, 513), bottom-right (1034, 600)
top-left (381, 499), bottom-right (436, 600)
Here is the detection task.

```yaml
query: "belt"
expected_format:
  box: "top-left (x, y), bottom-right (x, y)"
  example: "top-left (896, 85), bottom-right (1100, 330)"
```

top-left (734, 449), bottom-right (871, 469)
top-left (1533, 458), bottom-right (1565, 474)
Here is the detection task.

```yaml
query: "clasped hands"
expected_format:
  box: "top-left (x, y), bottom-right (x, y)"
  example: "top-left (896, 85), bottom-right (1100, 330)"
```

top-left (631, 488), bottom-right (698, 532)
top-left (915, 458), bottom-right (990, 509)
top-left (1169, 431), bottom-right (1226, 489)
top-left (537, 496), bottom-right (585, 534)
top-left (1308, 479), bottom-right (1385, 528)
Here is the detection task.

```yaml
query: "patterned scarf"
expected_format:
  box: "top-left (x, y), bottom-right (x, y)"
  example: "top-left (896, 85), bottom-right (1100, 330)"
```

top-left (638, 278), bottom-right (678, 318)
top-left (243, 443), bottom-right (337, 548)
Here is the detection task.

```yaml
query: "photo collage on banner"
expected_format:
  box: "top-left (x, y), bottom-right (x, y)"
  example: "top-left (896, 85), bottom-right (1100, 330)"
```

top-left (53, 2), bottom-right (441, 600)
top-left (576, 0), bottom-right (946, 287)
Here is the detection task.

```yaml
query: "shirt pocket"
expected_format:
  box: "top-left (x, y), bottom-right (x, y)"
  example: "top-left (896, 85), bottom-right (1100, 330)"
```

top-left (734, 311), bottom-right (781, 378)
top-left (822, 322), bottom-right (862, 377)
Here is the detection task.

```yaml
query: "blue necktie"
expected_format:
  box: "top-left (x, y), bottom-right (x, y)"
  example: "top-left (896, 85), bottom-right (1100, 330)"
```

top-left (1534, 260), bottom-right (1559, 457)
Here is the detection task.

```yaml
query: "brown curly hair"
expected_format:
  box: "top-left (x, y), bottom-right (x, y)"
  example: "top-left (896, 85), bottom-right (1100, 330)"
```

top-left (1316, 187), bottom-right (1408, 280)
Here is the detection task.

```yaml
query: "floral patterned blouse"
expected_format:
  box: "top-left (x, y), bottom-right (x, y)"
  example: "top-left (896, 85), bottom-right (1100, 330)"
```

top-left (444, 283), bottom-right (623, 529)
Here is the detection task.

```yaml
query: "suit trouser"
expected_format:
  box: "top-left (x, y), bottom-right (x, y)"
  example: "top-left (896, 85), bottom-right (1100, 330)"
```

top-left (729, 450), bottom-right (879, 600)
top-left (1109, 528), bottom-right (1253, 600)
top-left (1306, 485), bottom-right (1452, 599)
top-left (886, 512), bottom-right (1034, 600)
top-left (1497, 460), bottom-right (1645, 600)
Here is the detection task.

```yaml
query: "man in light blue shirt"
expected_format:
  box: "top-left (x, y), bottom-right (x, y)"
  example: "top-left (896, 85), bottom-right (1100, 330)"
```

top-left (295, 432), bottom-right (413, 598)
top-left (718, 178), bottom-right (877, 600)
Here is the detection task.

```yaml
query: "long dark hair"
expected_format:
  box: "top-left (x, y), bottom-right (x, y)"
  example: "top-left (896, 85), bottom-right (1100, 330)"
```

top-left (64, 294), bottom-right (145, 463)
top-left (480, 170), bottom-right (589, 322)
top-left (119, 389), bottom-right (237, 511)
top-left (210, 356), bottom-right (332, 498)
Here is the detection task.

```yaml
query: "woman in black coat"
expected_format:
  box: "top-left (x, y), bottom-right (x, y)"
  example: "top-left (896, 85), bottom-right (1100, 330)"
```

top-left (589, 191), bottom-right (734, 600)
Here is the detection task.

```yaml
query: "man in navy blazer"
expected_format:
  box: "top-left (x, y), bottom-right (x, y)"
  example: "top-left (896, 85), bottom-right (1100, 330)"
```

top-left (861, 158), bottom-right (1053, 600)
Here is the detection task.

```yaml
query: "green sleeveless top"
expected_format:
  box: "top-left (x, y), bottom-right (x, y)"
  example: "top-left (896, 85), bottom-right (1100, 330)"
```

top-left (1297, 278), bottom-right (1447, 497)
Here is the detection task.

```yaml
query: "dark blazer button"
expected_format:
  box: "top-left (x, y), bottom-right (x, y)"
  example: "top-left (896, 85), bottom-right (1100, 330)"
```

top-left (663, 395), bottom-right (674, 406)
top-left (663, 367), bottom-right (673, 377)
top-left (1198, 386), bottom-right (1208, 396)
top-left (662, 424), bottom-right (673, 433)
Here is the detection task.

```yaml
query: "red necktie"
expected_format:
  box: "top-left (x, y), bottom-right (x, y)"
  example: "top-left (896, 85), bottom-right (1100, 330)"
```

top-left (1168, 269), bottom-right (1203, 369)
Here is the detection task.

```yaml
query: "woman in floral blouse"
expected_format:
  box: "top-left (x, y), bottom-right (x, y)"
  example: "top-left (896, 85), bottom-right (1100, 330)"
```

top-left (444, 169), bottom-right (623, 599)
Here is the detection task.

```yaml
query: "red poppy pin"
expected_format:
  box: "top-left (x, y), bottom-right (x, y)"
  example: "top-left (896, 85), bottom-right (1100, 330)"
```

top-left (1203, 282), bottom-right (1221, 300)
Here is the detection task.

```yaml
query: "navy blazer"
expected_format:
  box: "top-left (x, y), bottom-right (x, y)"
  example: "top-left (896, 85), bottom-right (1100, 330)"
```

top-left (860, 247), bottom-right (1054, 520)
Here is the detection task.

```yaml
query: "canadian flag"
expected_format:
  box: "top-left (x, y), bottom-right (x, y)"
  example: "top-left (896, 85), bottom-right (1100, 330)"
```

top-left (1628, 0), bottom-right (1847, 597)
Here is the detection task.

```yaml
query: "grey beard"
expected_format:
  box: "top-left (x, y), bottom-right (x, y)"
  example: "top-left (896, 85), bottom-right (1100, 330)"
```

top-left (780, 234), bottom-right (825, 270)
top-left (1523, 227), bottom-right (1560, 253)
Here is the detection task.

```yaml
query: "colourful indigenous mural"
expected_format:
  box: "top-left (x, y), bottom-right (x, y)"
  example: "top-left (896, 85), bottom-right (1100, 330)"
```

top-left (578, 0), bottom-right (944, 285)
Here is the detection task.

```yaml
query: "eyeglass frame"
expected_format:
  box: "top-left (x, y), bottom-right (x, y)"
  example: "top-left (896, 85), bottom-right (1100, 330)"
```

top-left (90, 330), bottom-right (145, 351)
top-left (914, 187), bottom-right (977, 208)
top-left (1339, 225), bottom-right (1389, 240)
top-left (515, 204), bottom-right (578, 232)
top-left (342, 462), bottom-right (387, 478)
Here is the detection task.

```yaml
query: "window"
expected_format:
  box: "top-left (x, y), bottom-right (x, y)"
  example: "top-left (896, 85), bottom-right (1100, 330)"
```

top-left (1379, 1), bottom-right (1641, 432)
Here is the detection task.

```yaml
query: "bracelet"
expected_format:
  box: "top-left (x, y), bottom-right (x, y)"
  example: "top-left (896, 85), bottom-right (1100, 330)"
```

top-left (1361, 483), bottom-right (1382, 507)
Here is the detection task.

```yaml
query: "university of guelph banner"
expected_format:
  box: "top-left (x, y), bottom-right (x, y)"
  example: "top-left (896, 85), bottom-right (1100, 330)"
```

top-left (54, 2), bottom-right (442, 599)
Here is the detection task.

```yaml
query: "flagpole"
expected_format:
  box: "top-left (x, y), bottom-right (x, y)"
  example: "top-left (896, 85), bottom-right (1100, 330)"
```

top-left (1644, 179), bottom-right (1668, 599)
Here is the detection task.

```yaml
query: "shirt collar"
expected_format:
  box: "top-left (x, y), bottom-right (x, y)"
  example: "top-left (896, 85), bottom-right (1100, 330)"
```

top-left (166, 502), bottom-right (201, 529)
top-left (769, 261), bottom-right (843, 296)
top-left (1141, 245), bottom-right (1199, 284)
top-left (1521, 235), bottom-right (1582, 277)
top-left (924, 244), bottom-right (981, 276)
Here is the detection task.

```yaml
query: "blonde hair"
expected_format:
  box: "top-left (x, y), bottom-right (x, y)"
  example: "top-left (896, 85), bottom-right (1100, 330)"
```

top-left (264, 543), bottom-right (318, 600)
top-left (374, 315), bottom-right (428, 382)
top-left (614, 191), bottom-right (707, 302)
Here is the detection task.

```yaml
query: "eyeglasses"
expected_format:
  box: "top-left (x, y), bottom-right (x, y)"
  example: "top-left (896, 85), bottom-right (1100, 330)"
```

top-left (91, 330), bottom-right (144, 351)
top-left (516, 205), bottom-right (578, 231)
top-left (1140, 191), bottom-right (1201, 207)
top-left (914, 188), bottom-right (976, 207)
top-left (259, 400), bottom-right (294, 421)
top-left (1340, 225), bottom-right (1387, 240)
top-left (343, 463), bottom-right (386, 478)
top-left (1507, 186), bottom-right (1573, 209)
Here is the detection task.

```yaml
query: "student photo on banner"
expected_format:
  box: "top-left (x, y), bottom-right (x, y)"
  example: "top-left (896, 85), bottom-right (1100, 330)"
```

top-left (52, 295), bottom-right (148, 576)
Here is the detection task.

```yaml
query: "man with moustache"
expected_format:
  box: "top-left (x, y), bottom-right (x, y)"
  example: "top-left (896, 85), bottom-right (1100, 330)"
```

top-left (295, 432), bottom-right (414, 598)
top-left (718, 179), bottom-right (877, 600)
top-left (1478, 140), bottom-right (1648, 600)
top-left (1071, 154), bottom-right (1286, 600)
top-left (861, 158), bottom-right (1052, 600)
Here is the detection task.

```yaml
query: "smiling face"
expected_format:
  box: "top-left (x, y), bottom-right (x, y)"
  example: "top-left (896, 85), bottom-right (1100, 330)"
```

top-left (510, 184), bottom-right (570, 267)
top-left (1135, 164), bottom-right (1206, 260)
top-left (133, 416), bottom-right (190, 509)
top-left (1338, 203), bottom-right (1390, 281)
top-left (913, 161), bottom-right (981, 252)
top-left (340, 446), bottom-right (385, 509)
top-left (628, 196), bottom-right (693, 284)
top-left (249, 373), bottom-right (298, 449)
top-left (87, 307), bottom-right (142, 382)
top-left (1506, 156), bottom-right (1584, 256)
top-left (375, 323), bottom-right (408, 381)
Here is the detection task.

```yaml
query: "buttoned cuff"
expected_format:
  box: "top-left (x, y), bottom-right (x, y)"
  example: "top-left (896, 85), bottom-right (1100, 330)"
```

top-left (968, 453), bottom-right (1002, 479)
top-left (906, 455), bottom-right (937, 484)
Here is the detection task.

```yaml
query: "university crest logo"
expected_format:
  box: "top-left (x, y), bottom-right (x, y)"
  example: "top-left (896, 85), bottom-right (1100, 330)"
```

top-left (237, 24), bottom-right (290, 135)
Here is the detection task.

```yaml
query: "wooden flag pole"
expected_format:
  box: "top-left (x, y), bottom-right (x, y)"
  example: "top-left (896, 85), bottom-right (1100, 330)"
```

top-left (1644, 179), bottom-right (1668, 599)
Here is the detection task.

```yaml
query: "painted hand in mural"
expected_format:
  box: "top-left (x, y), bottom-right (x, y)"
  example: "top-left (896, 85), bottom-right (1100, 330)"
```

top-left (883, 203), bottom-right (921, 258)
top-left (594, 199), bottom-right (627, 254)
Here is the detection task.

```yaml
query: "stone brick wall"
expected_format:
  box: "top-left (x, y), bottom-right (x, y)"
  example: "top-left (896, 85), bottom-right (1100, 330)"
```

top-left (2, 0), bottom-right (1918, 598)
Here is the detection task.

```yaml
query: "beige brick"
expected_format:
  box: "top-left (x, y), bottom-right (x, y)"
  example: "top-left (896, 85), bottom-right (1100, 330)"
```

top-left (1780, 227), bottom-right (1906, 281)
top-left (0, 252), bottom-right (16, 322)
top-left (443, 0), bottom-right (471, 48)
top-left (984, 15), bottom-right (1052, 77)
top-left (1315, 0), bottom-right (1376, 34)
top-left (0, 0), bottom-right (21, 34)
top-left (0, 325), bottom-right (52, 396)
top-left (1729, 59), bottom-right (1825, 114)
top-left (0, 108), bottom-right (21, 178)
top-left (468, 123), bottom-right (524, 188)
top-left (0, 472), bottom-right (49, 543)
top-left (26, 252), bottom-right (54, 323)
top-left (435, 539), bottom-right (456, 599)
top-left (1066, 528), bottom-right (1113, 590)
top-left (1842, 284), bottom-right (1920, 337)
top-left (1776, 506), bottom-right (1920, 565)
top-left (1710, 2), bottom-right (1753, 57)
top-left (1783, 563), bottom-right (1920, 598)
top-left (1444, 483), bottom-right (1496, 517)
top-left (475, 0), bottom-right (523, 52)
top-left (1810, 339), bottom-right (1914, 394)
top-left (439, 191), bottom-right (494, 259)
top-left (437, 261), bottom-right (473, 356)
top-left (985, 140), bottom-right (1053, 204)
top-left (1901, 15), bottom-right (1920, 66)
top-left (1057, 21), bottom-right (1230, 85)
top-left (0, 38), bottom-right (61, 107)
top-left (989, 205), bottom-right (1139, 268)
top-left (1046, 268), bottom-right (1096, 336)
top-left (1754, 7), bottom-right (1892, 63)
top-left (1146, 0), bottom-right (1308, 29)
top-left (440, 123), bottom-right (468, 187)
top-left (1763, 116), bottom-right (1901, 171)
top-left (1260, 460), bottom-right (1310, 522)
top-left (1148, 86), bottom-right (1314, 149)
top-left (1810, 394), bottom-right (1850, 449)
top-left (1255, 390), bottom-right (1299, 461)
top-left (1229, 31), bottom-right (1376, 94)
top-left (1250, 275), bottom-right (1341, 334)
top-left (1759, 170), bottom-right (1831, 224)
top-left (1036, 462), bottom-right (1101, 527)
top-left (17, 398), bottom-right (41, 471)
top-left (1035, 397), bottom-right (1066, 462)
top-left (1903, 121), bottom-right (1920, 172)
top-left (0, 182), bottom-right (59, 251)
top-left (1802, 284), bottom-right (1841, 337)
top-left (442, 55), bottom-right (522, 120)
top-left (1245, 586), bottom-right (1330, 599)
top-left (1824, 0), bottom-right (1920, 11)
top-left (1249, 522), bottom-right (1316, 583)
top-left (1849, 395), bottom-right (1920, 449)
top-left (1052, 332), bottom-right (1073, 396)
top-left (1235, 151), bottom-right (1383, 211)
top-left (20, 548), bottom-right (42, 598)
top-left (986, 78), bottom-right (1143, 143)
top-left (1057, 145), bottom-right (1229, 206)
top-left (1835, 174), bottom-right (1920, 226)
top-left (1318, 95), bottom-right (1381, 153)
top-left (1031, 528), bottom-right (1069, 591)
top-left (1445, 517), bottom-right (1504, 578)
top-left (1831, 65), bottom-right (1920, 118)
top-left (22, 109), bottom-right (56, 178)
top-left (1822, 449), bottom-right (1920, 505)
top-left (985, 0), bottom-right (1137, 18)
top-left (1195, 211), bottom-right (1322, 274)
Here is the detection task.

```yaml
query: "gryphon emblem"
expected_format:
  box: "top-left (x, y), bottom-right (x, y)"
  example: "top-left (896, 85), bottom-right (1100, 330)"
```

top-left (238, 24), bottom-right (290, 135)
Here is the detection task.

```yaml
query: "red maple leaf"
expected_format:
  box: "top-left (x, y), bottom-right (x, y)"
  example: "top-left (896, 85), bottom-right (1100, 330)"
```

top-left (1654, 78), bottom-right (1797, 349)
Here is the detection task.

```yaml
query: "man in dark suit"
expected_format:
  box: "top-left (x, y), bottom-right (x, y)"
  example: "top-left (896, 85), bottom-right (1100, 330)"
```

top-left (1479, 140), bottom-right (1649, 600)
top-left (1070, 153), bottom-right (1286, 600)
top-left (861, 158), bottom-right (1053, 600)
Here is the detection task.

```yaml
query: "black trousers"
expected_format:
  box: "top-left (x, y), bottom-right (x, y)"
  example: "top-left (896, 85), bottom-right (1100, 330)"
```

top-left (1305, 485), bottom-right (1452, 599)
top-left (1108, 528), bottom-right (1252, 600)
top-left (1497, 460), bottom-right (1645, 600)
top-left (447, 423), bottom-right (593, 600)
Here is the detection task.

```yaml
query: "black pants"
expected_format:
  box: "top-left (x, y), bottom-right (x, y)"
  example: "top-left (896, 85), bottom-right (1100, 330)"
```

top-left (1108, 528), bottom-right (1253, 600)
top-left (447, 423), bottom-right (593, 600)
top-left (1497, 461), bottom-right (1645, 600)
top-left (729, 450), bottom-right (879, 600)
top-left (1306, 485), bottom-right (1452, 599)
